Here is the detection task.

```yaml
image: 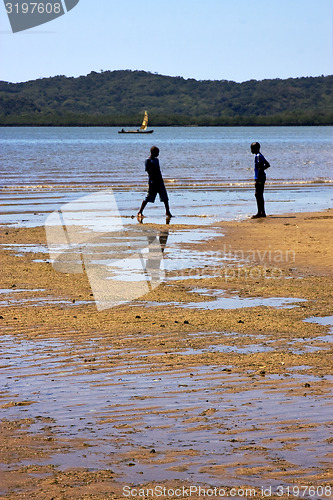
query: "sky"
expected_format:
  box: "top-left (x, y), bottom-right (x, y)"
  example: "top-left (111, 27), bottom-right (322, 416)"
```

top-left (0, 0), bottom-right (332, 83)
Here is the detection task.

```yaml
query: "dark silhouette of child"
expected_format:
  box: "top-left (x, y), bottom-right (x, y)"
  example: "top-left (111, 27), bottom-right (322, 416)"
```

top-left (138, 146), bottom-right (172, 220)
top-left (250, 142), bottom-right (270, 218)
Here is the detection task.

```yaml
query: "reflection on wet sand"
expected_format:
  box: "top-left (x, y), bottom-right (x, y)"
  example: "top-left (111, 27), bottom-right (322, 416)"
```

top-left (1, 333), bottom-right (332, 486)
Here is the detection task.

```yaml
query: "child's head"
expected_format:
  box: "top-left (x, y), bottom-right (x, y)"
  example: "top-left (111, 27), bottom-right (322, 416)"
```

top-left (150, 146), bottom-right (159, 158)
top-left (251, 142), bottom-right (260, 154)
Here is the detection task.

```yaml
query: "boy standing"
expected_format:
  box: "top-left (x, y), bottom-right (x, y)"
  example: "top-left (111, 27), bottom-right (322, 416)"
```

top-left (137, 146), bottom-right (172, 220)
top-left (250, 142), bottom-right (270, 218)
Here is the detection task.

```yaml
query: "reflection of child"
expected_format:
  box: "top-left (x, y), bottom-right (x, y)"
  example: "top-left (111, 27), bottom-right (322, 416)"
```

top-left (250, 142), bottom-right (270, 218)
top-left (137, 146), bottom-right (172, 219)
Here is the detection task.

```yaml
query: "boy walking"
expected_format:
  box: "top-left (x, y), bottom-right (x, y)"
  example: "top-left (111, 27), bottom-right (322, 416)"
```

top-left (250, 142), bottom-right (270, 218)
top-left (138, 146), bottom-right (172, 220)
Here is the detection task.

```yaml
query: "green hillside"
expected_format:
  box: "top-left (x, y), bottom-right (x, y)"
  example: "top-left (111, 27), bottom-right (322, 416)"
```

top-left (0, 70), bottom-right (332, 126)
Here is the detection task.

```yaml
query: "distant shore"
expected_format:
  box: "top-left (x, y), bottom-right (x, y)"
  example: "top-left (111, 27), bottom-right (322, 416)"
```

top-left (1, 71), bottom-right (332, 127)
top-left (1, 121), bottom-right (333, 127)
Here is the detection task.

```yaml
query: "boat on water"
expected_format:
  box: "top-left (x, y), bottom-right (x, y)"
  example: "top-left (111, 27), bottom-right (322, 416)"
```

top-left (118, 111), bottom-right (154, 134)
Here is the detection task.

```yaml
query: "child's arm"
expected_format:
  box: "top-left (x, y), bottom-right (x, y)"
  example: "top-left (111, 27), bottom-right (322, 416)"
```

top-left (145, 158), bottom-right (154, 176)
top-left (262, 155), bottom-right (270, 170)
top-left (258, 154), bottom-right (270, 171)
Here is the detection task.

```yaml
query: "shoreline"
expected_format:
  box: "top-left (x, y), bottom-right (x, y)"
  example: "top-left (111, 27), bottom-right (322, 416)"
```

top-left (0, 208), bottom-right (332, 499)
top-left (1, 180), bottom-right (333, 190)
top-left (1, 184), bottom-right (332, 231)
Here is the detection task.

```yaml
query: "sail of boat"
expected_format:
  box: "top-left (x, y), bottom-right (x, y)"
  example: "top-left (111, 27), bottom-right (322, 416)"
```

top-left (140, 111), bottom-right (149, 131)
top-left (118, 110), bottom-right (153, 133)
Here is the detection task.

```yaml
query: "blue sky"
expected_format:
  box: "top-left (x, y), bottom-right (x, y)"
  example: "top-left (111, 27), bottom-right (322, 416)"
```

top-left (0, 0), bottom-right (332, 83)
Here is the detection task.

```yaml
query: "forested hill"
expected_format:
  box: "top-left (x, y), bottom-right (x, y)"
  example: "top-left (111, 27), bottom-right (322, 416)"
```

top-left (0, 70), bottom-right (332, 126)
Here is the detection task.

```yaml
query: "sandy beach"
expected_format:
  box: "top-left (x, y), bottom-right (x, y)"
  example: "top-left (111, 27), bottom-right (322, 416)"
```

top-left (0, 209), bottom-right (332, 499)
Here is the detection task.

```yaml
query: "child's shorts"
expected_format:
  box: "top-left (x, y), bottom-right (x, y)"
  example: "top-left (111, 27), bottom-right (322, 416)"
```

top-left (145, 182), bottom-right (168, 203)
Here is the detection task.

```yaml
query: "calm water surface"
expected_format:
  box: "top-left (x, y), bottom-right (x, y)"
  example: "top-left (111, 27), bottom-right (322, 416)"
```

top-left (1, 126), bottom-right (332, 187)
top-left (0, 126), bottom-right (332, 225)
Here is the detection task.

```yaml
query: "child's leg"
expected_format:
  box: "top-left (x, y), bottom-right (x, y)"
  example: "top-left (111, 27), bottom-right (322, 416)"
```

top-left (138, 200), bottom-right (147, 216)
top-left (254, 182), bottom-right (266, 217)
top-left (258, 182), bottom-right (266, 216)
top-left (253, 184), bottom-right (260, 217)
top-left (164, 200), bottom-right (172, 217)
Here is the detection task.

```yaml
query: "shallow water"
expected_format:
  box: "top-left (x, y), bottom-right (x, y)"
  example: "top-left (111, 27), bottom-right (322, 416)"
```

top-left (1, 334), bottom-right (332, 487)
top-left (301, 316), bottom-right (333, 349)
top-left (139, 287), bottom-right (306, 311)
top-left (1, 126), bottom-right (332, 187)
top-left (0, 218), bottom-right (309, 310)
top-left (304, 315), bottom-right (333, 327)
top-left (1, 185), bottom-right (332, 228)
top-left (0, 126), bottom-right (332, 229)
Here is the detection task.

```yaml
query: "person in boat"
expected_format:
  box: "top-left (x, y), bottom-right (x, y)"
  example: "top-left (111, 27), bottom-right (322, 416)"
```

top-left (138, 146), bottom-right (172, 219)
top-left (250, 142), bottom-right (270, 218)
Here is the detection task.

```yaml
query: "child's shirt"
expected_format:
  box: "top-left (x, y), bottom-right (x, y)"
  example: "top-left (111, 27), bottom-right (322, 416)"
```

top-left (145, 157), bottom-right (164, 185)
top-left (254, 153), bottom-right (270, 181)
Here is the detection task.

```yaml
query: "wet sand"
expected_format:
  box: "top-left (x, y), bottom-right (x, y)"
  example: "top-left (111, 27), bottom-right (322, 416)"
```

top-left (0, 209), bottom-right (332, 499)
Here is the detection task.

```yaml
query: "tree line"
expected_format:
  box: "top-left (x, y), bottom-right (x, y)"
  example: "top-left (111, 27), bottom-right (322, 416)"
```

top-left (0, 70), bottom-right (332, 126)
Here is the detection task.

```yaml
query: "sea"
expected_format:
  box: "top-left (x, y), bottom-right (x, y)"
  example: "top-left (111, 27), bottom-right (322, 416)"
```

top-left (0, 126), bottom-right (332, 227)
